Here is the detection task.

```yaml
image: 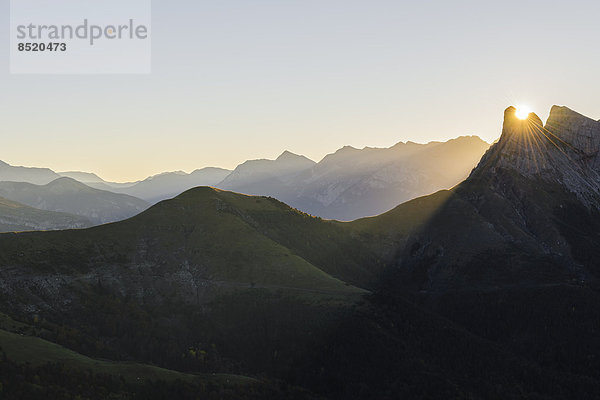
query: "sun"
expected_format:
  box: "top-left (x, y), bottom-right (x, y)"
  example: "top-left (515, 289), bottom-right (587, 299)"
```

top-left (515, 105), bottom-right (532, 120)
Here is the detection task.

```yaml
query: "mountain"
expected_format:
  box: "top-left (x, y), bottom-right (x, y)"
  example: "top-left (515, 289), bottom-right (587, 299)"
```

top-left (348, 105), bottom-right (600, 387)
top-left (2, 107), bottom-right (600, 398)
top-left (0, 177), bottom-right (149, 225)
top-left (215, 139), bottom-right (489, 221)
top-left (4, 138), bottom-right (488, 221)
top-left (0, 160), bottom-right (61, 185)
top-left (283, 136), bottom-right (490, 220)
top-left (58, 171), bottom-right (108, 184)
top-left (0, 196), bottom-right (91, 232)
top-left (0, 185), bottom-right (597, 399)
top-left (217, 151), bottom-right (316, 197)
top-left (0, 188), bottom-right (376, 389)
top-left (353, 106), bottom-right (600, 290)
top-left (97, 167), bottom-right (232, 203)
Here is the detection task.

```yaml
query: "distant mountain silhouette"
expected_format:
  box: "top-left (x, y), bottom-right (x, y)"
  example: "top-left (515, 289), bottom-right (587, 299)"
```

top-left (58, 171), bottom-right (108, 184)
top-left (218, 137), bottom-right (490, 220)
top-left (0, 196), bottom-right (91, 232)
top-left (217, 151), bottom-right (316, 198)
top-left (0, 177), bottom-right (149, 224)
top-left (88, 167), bottom-right (233, 203)
top-left (0, 160), bottom-right (61, 185)
top-left (3, 137), bottom-right (489, 221)
top-left (289, 136), bottom-right (489, 220)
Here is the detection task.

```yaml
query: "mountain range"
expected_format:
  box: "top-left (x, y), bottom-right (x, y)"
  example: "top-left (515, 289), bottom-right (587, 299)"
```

top-left (284, 135), bottom-right (489, 220)
top-left (1, 105), bottom-right (600, 398)
top-left (96, 167), bottom-right (233, 204)
top-left (0, 137), bottom-right (489, 231)
top-left (70, 137), bottom-right (488, 221)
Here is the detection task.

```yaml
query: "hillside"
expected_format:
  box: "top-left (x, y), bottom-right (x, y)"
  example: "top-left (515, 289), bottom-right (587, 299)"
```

top-left (0, 175), bottom-right (599, 398)
top-left (345, 105), bottom-right (600, 387)
top-left (0, 314), bottom-right (303, 399)
top-left (0, 187), bottom-right (383, 397)
top-left (0, 177), bottom-right (149, 225)
top-left (1, 107), bottom-right (600, 398)
top-left (350, 106), bottom-right (600, 289)
top-left (0, 196), bottom-right (91, 232)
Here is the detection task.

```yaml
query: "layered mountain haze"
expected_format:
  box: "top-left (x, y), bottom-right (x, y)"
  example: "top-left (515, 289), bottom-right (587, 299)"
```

top-left (1, 136), bottom-right (489, 224)
top-left (218, 151), bottom-right (316, 199)
top-left (0, 196), bottom-right (91, 232)
top-left (106, 167), bottom-right (233, 203)
top-left (285, 136), bottom-right (490, 220)
top-left (58, 171), bottom-right (111, 184)
top-left (0, 178), bottom-right (149, 225)
top-left (0, 160), bottom-right (61, 185)
top-left (219, 137), bottom-right (490, 220)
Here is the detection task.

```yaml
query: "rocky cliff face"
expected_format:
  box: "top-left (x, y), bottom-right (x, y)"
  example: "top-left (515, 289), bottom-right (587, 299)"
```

top-left (353, 105), bottom-right (600, 294)
top-left (546, 106), bottom-right (600, 167)
top-left (471, 106), bottom-right (600, 208)
top-left (354, 106), bottom-right (600, 386)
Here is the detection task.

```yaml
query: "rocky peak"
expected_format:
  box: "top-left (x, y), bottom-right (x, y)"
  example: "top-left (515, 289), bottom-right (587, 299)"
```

top-left (276, 150), bottom-right (299, 160)
top-left (470, 106), bottom-right (600, 207)
top-left (475, 106), bottom-right (549, 175)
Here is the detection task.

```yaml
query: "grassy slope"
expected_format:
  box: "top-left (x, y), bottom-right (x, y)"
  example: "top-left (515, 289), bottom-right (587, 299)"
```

top-left (342, 190), bottom-right (454, 262)
top-left (0, 188), bottom-right (371, 381)
top-left (0, 329), bottom-right (254, 385)
top-left (2, 185), bottom-right (600, 398)
top-left (0, 187), bottom-right (373, 292)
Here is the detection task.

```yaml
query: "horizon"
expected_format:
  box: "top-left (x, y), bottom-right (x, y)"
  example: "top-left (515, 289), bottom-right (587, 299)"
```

top-left (4, 3), bottom-right (600, 397)
top-left (3, 0), bottom-right (600, 181)
top-left (3, 133), bottom-right (493, 183)
top-left (3, 102), bottom-right (594, 184)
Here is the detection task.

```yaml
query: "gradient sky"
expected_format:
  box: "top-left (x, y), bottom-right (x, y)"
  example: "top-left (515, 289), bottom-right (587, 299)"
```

top-left (1, 0), bottom-right (599, 182)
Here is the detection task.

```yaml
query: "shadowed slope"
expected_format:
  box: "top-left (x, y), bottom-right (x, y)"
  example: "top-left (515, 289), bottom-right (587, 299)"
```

top-left (344, 105), bottom-right (600, 385)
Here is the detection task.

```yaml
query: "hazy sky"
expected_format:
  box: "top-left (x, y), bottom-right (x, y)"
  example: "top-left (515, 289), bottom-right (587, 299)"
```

top-left (1, 0), bottom-right (599, 182)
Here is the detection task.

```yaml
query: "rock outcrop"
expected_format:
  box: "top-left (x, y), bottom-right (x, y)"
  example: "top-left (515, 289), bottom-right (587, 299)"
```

top-left (471, 106), bottom-right (600, 208)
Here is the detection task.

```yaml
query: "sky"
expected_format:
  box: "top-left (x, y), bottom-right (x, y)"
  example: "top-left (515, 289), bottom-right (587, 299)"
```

top-left (1, 0), bottom-right (600, 182)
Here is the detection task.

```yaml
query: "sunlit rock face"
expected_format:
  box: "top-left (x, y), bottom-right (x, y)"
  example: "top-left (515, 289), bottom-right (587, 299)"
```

top-left (471, 105), bottom-right (600, 207)
top-left (546, 106), bottom-right (600, 169)
top-left (375, 105), bottom-right (600, 294)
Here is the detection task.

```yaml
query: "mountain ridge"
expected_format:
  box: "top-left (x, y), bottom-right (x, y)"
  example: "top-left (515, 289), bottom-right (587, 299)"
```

top-left (0, 196), bottom-right (91, 232)
top-left (0, 178), bottom-right (149, 225)
top-left (1, 108), bottom-right (600, 398)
